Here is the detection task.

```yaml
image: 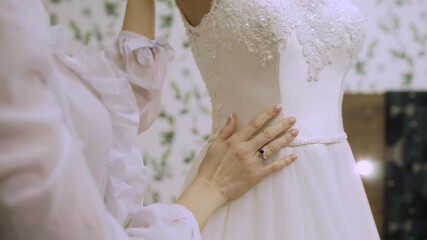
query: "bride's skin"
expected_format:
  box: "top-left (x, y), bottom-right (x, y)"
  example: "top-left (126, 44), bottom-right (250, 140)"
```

top-left (125, 0), bottom-right (299, 230)
top-left (175, 0), bottom-right (212, 27)
top-left (123, 0), bottom-right (156, 38)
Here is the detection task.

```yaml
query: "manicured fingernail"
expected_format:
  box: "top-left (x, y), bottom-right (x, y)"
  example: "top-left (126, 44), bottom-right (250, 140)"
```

top-left (291, 155), bottom-right (298, 161)
top-left (273, 104), bottom-right (282, 113)
top-left (227, 114), bottom-right (234, 124)
top-left (289, 117), bottom-right (296, 124)
top-left (291, 129), bottom-right (299, 136)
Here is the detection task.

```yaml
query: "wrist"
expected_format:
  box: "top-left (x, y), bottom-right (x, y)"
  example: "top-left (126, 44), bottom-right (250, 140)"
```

top-left (176, 177), bottom-right (227, 229)
top-left (194, 177), bottom-right (228, 207)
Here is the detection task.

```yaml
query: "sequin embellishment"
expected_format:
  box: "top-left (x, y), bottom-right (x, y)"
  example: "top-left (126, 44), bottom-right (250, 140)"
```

top-left (182, 0), bottom-right (366, 82)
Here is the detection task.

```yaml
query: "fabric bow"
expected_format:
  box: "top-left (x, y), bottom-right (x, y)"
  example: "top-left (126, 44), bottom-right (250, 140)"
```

top-left (125, 36), bottom-right (174, 66)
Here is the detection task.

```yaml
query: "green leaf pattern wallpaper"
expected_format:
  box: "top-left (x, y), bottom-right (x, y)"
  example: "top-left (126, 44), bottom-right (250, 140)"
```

top-left (44, 0), bottom-right (427, 204)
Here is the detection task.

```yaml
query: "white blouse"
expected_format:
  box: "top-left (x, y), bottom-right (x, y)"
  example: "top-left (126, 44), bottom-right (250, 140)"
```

top-left (0, 1), bottom-right (201, 239)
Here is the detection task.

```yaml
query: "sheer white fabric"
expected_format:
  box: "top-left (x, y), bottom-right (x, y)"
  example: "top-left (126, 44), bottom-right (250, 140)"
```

top-left (0, 1), bottom-right (200, 239)
top-left (180, 0), bottom-right (380, 239)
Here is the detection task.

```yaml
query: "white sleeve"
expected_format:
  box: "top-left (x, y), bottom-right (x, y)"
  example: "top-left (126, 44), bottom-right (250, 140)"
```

top-left (0, 2), bottom-right (121, 238)
top-left (0, 68), bottom-right (201, 240)
top-left (126, 204), bottom-right (202, 240)
top-left (103, 31), bottom-right (174, 133)
top-left (0, 1), bottom-right (201, 240)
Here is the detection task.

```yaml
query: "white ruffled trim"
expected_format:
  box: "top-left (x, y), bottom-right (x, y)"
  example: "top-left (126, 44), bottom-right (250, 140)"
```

top-left (126, 204), bottom-right (202, 240)
top-left (117, 30), bottom-right (174, 90)
top-left (174, 204), bottom-right (203, 240)
top-left (49, 25), bottom-right (172, 226)
top-left (120, 31), bottom-right (174, 66)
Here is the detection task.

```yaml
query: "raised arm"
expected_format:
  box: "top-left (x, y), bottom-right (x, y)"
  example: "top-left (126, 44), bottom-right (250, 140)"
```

top-left (123, 0), bottom-right (156, 38)
top-left (101, 0), bottom-right (174, 133)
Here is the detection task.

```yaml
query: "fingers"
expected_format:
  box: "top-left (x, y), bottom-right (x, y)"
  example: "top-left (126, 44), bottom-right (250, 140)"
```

top-left (256, 128), bottom-right (299, 179)
top-left (250, 117), bottom-right (297, 148)
top-left (260, 154), bottom-right (298, 178)
top-left (216, 114), bottom-right (237, 143)
top-left (236, 105), bottom-right (282, 141)
top-left (257, 128), bottom-right (299, 157)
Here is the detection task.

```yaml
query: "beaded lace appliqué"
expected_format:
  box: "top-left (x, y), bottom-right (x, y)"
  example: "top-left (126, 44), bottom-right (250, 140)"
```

top-left (183, 0), bottom-right (366, 82)
top-left (182, 0), bottom-right (366, 134)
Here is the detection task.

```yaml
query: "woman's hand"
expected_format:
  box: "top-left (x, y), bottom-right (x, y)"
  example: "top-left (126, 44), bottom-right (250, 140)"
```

top-left (177, 105), bottom-right (298, 229)
top-left (199, 104), bottom-right (298, 202)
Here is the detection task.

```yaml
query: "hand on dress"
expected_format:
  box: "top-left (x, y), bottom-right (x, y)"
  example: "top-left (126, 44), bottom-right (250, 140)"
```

top-left (177, 105), bottom-right (298, 229)
top-left (200, 104), bottom-right (298, 202)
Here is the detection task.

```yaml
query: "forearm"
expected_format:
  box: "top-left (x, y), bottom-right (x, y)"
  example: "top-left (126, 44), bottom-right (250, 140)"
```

top-left (176, 177), bottom-right (227, 230)
top-left (122, 0), bottom-right (155, 39)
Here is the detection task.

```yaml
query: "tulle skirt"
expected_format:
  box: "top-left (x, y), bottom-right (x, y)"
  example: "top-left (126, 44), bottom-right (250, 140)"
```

top-left (183, 140), bottom-right (380, 240)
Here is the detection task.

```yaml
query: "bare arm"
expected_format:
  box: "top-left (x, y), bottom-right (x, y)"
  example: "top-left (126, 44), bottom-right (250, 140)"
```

top-left (175, 0), bottom-right (212, 27)
top-left (122, 0), bottom-right (155, 39)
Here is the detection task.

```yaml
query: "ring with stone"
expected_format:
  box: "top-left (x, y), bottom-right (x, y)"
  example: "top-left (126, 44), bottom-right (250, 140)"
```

top-left (258, 148), bottom-right (268, 160)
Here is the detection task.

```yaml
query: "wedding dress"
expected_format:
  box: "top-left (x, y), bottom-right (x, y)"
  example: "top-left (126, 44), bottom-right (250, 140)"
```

top-left (180, 0), bottom-right (380, 239)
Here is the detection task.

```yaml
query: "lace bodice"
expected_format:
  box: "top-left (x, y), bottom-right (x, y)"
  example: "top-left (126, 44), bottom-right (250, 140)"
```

top-left (184, 0), bottom-right (365, 80)
top-left (180, 4), bottom-right (379, 240)
top-left (182, 0), bottom-right (366, 142)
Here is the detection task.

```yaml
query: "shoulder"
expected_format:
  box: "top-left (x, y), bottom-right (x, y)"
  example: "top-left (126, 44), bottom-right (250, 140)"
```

top-left (176, 0), bottom-right (213, 27)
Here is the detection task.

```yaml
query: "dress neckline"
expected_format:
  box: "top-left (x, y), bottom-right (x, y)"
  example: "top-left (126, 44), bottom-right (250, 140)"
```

top-left (178, 0), bottom-right (220, 32)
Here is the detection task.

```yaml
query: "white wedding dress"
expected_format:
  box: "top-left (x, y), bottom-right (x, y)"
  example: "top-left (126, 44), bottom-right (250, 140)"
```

top-left (180, 0), bottom-right (380, 239)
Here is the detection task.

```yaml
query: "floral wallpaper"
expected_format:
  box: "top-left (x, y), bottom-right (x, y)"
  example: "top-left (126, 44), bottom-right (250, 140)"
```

top-left (44, 0), bottom-right (124, 51)
top-left (44, 0), bottom-right (427, 222)
top-left (347, 0), bottom-right (427, 91)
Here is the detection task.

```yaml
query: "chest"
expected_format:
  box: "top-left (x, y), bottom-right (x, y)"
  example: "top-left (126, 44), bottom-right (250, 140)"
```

top-left (187, 0), bottom-right (366, 81)
top-left (204, 0), bottom-right (364, 42)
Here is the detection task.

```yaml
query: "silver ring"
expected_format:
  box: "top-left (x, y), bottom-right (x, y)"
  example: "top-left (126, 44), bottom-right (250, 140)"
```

top-left (258, 148), bottom-right (268, 160)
